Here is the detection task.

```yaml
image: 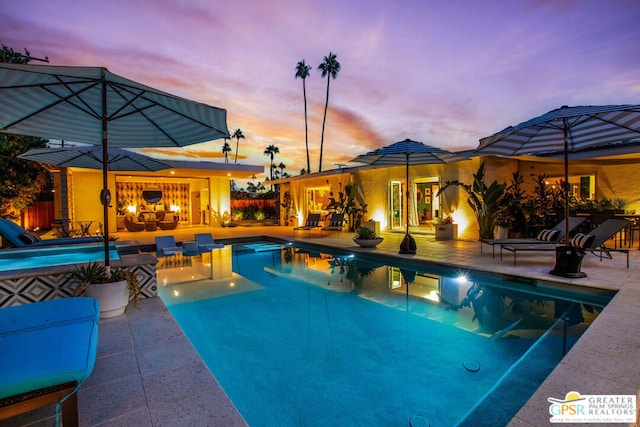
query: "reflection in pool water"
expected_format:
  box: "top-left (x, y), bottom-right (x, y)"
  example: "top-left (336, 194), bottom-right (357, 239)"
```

top-left (157, 242), bottom-right (610, 426)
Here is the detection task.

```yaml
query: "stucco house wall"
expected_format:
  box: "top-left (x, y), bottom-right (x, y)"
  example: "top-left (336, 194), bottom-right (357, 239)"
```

top-left (279, 153), bottom-right (639, 242)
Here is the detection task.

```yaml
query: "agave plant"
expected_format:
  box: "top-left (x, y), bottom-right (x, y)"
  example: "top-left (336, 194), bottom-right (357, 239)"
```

top-left (354, 226), bottom-right (378, 240)
top-left (71, 261), bottom-right (142, 307)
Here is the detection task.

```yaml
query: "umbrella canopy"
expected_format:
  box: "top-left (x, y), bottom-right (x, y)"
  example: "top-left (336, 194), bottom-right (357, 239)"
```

top-left (1, 63), bottom-right (230, 266)
top-left (476, 105), bottom-right (640, 234)
top-left (18, 146), bottom-right (171, 171)
top-left (351, 139), bottom-right (467, 254)
top-left (476, 105), bottom-right (640, 277)
top-left (351, 138), bottom-right (465, 166)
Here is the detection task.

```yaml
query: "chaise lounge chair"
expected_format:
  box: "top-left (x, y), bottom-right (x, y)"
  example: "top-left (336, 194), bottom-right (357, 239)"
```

top-left (293, 213), bottom-right (321, 237)
top-left (194, 233), bottom-right (224, 251)
top-left (0, 219), bottom-right (101, 248)
top-left (500, 219), bottom-right (631, 267)
top-left (0, 298), bottom-right (100, 427)
top-left (480, 217), bottom-right (586, 257)
top-left (155, 235), bottom-right (182, 256)
top-left (321, 213), bottom-right (345, 237)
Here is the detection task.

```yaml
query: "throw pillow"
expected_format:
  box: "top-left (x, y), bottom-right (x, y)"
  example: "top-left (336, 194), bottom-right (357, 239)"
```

top-left (19, 231), bottom-right (41, 244)
top-left (164, 213), bottom-right (174, 222)
top-left (536, 228), bottom-right (560, 242)
top-left (570, 233), bottom-right (595, 249)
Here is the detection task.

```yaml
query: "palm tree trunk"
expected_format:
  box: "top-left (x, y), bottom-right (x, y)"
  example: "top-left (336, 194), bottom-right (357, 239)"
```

top-left (270, 154), bottom-right (274, 180)
top-left (234, 138), bottom-right (239, 164)
top-left (319, 77), bottom-right (331, 172)
top-left (303, 80), bottom-right (310, 173)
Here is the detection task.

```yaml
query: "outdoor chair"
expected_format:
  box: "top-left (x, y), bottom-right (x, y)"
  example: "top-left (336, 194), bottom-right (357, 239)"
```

top-left (155, 235), bottom-right (182, 256)
top-left (293, 213), bottom-right (322, 237)
top-left (158, 212), bottom-right (179, 230)
top-left (194, 233), bottom-right (225, 251)
top-left (500, 219), bottom-right (631, 267)
top-left (321, 213), bottom-right (345, 236)
top-left (124, 215), bottom-right (145, 232)
top-left (0, 298), bottom-right (100, 427)
top-left (480, 217), bottom-right (586, 257)
top-left (0, 219), bottom-right (101, 249)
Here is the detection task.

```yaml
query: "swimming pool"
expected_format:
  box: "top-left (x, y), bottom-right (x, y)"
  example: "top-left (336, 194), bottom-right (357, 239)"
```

top-left (157, 242), bottom-right (610, 426)
top-left (0, 243), bottom-right (119, 272)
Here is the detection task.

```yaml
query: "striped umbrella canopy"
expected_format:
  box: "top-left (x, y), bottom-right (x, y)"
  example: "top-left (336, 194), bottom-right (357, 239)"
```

top-left (351, 139), bottom-right (467, 254)
top-left (351, 138), bottom-right (465, 166)
top-left (0, 63), bottom-right (230, 266)
top-left (18, 146), bottom-right (171, 172)
top-left (476, 105), bottom-right (640, 243)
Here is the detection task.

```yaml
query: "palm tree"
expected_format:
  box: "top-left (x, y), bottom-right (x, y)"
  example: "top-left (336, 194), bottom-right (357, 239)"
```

top-left (295, 60), bottom-right (312, 173)
top-left (278, 162), bottom-right (286, 179)
top-left (317, 52), bottom-right (341, 172)
top-left (231, 128), bottom-right (245, 164)
top-left (222, 141), bottom-right (232, 163)
top-left (264, 144), bottom-right (279, 180)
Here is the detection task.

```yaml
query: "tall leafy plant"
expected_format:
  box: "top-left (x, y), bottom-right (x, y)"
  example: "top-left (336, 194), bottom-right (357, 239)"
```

top-left (325, 181), bottom-right (368, 231)
top-left (497, 170), bottom-right (528, 236)
top-left (438, 162), bottom-right (505, 239)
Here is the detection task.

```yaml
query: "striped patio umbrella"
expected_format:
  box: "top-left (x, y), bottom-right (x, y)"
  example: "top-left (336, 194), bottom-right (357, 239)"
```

top-left (476, 105), bottom-right (640, 242)
top-left (18, 146), bottom-right (171, 172)
top-left (0, 63), bottom-right (230, 266)
top-left (351, 139), bottom-right (467, 254)
top-left (476, 105), bottom-right (640, 277)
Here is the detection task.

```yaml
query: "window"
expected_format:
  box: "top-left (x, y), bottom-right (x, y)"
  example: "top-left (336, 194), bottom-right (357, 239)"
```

top-left (306, 186), bottom-right (330, 213)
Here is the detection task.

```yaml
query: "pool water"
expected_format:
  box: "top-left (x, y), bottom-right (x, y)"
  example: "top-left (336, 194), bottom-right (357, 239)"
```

top-left (0, 243), bottom-right (119, 272)
top-left (157, 243), bottom-right (609, 426)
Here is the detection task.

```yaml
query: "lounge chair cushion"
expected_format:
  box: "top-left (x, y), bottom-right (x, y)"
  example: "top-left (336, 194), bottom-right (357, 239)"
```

top-left (537, 228), bottom-right (560, 241)
top-left (18, 231), bottom-right (42, 244)
top-left (570, 233), bottom-right (596, 249)
top-left (0, 298), bottom-right (100, 399)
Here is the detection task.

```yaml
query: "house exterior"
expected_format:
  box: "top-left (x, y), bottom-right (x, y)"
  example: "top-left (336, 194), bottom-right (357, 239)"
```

top-left (278, 150), bottom-right (640, 241)
top-left (51, 159), bottom-right (264, 234)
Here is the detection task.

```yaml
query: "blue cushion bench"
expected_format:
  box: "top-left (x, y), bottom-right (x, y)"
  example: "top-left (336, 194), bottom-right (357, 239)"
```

top-left (0, 298), bottom-right (100, 426)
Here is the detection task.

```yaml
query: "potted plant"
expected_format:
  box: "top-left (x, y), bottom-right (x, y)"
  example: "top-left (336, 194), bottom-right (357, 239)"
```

top-left (72, 262), bottom-right (142, 318)
top-left (437, 161), bottom-right (505, 240)
top-left (353, 226), bottom-right (384, 248)
top-left (434, 215), bottom-right (457, 240)
top-left (494, 212), bottom-right (510, 239)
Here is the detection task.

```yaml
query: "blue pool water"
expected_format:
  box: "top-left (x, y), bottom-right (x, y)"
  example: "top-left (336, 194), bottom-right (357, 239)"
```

top-left (0, 243), bottom-right (119, 272)
top-left (157, 243), bottom-right (610, 426)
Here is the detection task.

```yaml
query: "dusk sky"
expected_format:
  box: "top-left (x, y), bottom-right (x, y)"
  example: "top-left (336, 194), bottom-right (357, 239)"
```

top-left (2, 0), bottom-right (639, 180)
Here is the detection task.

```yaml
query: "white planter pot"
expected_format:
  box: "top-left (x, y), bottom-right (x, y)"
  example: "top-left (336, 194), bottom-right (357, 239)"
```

top-left (495, 226), bottom-right (509, 240)
top-left (85, 280), bottom-right (129, 318)
top-left (353, 238), bottom-right (384, 248)
top-left (435, 223), bottom-right (458, 240)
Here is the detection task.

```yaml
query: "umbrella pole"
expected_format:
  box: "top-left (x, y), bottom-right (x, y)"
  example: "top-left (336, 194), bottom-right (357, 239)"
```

top-left (550, 117), bottom-right (586, 278)
top-left (399, 153), bottom-right (416, 254)
top-left (101, 71), bottom-right (111, 268)
top-left (563, 118), bottom-right (570, 241)
top-left (406, 154), bottom-right (409, 237)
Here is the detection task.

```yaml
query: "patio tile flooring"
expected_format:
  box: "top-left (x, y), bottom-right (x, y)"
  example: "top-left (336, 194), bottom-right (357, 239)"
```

top-left (4, 225), bottom-right (639, 426)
